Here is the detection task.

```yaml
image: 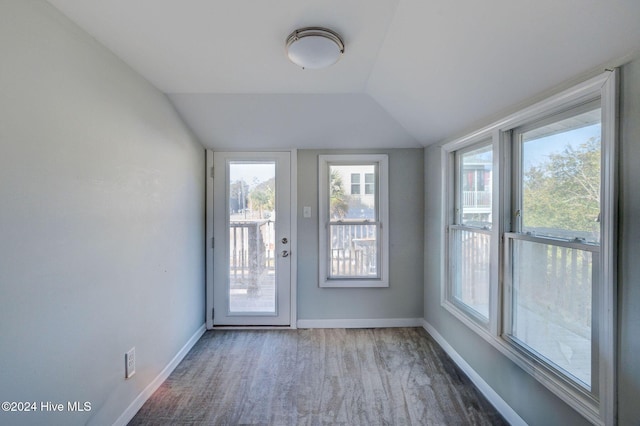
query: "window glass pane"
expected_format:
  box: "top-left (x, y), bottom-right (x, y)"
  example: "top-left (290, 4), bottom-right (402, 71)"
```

top-left (521, 108), bottom-right (601, 243)
top-left (228, 162), bottom-right (276, 313)
top-left (329, 223), bottom-right (378, 278)
top-left (510, 238), bottom-right (593, 387)
top-left (330, 165), bottom-right (376, 221)
top-left (364, 173), bottom-right (375, 195)
top-left (460, 145), bottom-right (492, 228)
top-left (350, 173), bottom-right (361, 194)
top-left (450, 228), bottom-right (490, 319)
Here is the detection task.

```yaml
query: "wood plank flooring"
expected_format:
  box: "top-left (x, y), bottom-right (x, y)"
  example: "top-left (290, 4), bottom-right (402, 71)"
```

top-left (129, 328), bottom-right (507, 425)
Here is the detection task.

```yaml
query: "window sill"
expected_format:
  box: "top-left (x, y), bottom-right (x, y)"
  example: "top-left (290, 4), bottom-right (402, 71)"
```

top-left (441, 298), bottom-right (604, 426)
top-left (320, 279), bottom-right (389, 288)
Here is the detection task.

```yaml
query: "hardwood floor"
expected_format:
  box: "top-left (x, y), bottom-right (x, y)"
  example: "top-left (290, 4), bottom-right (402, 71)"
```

top-left (129, 328), bottom-right (507, 425)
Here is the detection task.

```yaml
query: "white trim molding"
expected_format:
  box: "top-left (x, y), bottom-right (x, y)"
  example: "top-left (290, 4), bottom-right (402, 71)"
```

top-left (205, 150), bottom-right (214, 330)
top-left (297, 318), bottom-right (423, 329)
top-left (318, 154), bottom-right (390, 288)
top-left (422, 321), bottom-right (527, 426)
top-left (113, 324), bottom-right (206, 426)
top-left (289, 149), bottom-right (298, 328)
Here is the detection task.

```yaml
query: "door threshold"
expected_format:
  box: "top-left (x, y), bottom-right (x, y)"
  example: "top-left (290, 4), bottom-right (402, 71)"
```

top-left (212, 325), bottom-right (294, 330)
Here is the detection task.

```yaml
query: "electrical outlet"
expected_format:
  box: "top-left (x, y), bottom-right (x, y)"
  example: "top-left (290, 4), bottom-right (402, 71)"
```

top-left (303, 206), bottom-right (311, 218)
top-left (125, 347), bottom-right (136, 379)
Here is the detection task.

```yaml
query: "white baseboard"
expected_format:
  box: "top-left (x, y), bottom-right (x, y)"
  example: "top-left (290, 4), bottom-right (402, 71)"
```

top-left (297, 317), bottom-right (423, 329)
top-left (113, 323), bottom-right (206, 426)
top-left (422, 320), bottom-right (527, 426)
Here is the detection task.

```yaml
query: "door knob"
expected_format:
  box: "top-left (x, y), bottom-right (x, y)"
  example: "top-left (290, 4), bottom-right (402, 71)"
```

top-left (281, 250), bottom-right (289, 257)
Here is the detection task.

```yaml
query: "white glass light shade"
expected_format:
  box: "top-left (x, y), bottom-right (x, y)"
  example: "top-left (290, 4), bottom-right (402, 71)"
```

top-left (286, 27), bottom-right (344, 69)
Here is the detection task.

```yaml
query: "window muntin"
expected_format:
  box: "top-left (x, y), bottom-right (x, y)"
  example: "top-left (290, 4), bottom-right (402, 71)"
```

top-left (319, 155), bottom-right (389, 287)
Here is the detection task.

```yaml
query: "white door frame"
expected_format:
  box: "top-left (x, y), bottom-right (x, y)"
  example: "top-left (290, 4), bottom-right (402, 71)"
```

top-left (205, 149), bottom-right (297, 329)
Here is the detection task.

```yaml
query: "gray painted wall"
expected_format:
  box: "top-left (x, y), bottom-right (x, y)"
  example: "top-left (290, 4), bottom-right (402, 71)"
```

top-left (297, 149), bottom-right (424, 320)
top-left (424, 58), bottom-right (640, 425)
top-left (0, 1), bottom-right (205, 425)
top-left (617, 57), bottom-right (640, 426)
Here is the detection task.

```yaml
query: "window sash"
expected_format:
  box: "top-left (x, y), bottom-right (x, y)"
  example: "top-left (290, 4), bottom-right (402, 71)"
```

top-left (448, 225), bottom-right (491, 322)
top-left (319, 155), bottom-right (389, 288)
top-left (506, 101), bottom-right (603, 395)
top-left (454, 141), bottom-right (493, 229)
top-left (327, 221), bottom-right (381, 279)
top-left (512, 100), bottom-right (602, 244)
top-left (446, 137), bottom-right (495, 328)
top-left (503, 233), bottom-right (599, 391)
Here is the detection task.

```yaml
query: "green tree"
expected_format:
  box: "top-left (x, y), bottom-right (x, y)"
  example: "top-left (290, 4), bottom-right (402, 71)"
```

top-left (249, 178), bottom-right (275, 219)
top-left (523, 137), bottom-right (600, 237)
top-left (329, 169), bottom-right (349, 219)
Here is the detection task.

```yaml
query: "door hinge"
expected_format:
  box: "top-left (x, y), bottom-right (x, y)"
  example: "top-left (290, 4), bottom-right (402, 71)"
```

top-left (211, 308), bottom-right (214, 320)
top-left (211, 237), bottom-right (215, 249)
top-left (210, 166), bottom-right (215, 179)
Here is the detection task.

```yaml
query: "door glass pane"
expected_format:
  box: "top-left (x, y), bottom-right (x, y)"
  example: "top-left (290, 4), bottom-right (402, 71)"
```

top-left (460, 145), bottom-right (492, 228)
top-left (510, 238), bottom-right (593, 387)
top-left (521, 108), bottom-right (601, 243)
top-left (228, 162), bottom-right (276, 313)
top-left (450, 228), bottom-right (490, 319)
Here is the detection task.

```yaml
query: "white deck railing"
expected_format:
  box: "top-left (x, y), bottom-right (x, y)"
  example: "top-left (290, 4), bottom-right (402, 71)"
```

top-left (463, 190), bottom-right (492, 209)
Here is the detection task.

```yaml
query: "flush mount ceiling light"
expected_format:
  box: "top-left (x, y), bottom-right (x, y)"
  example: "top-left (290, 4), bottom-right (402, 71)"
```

top-left (286, 27), bottom-right (344, 70)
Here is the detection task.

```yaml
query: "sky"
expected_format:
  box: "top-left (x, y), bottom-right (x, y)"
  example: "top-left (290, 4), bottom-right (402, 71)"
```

top-left (229, 162), bottom-right (275, 186)
top-left (523, 123), bottom-right (601, 171)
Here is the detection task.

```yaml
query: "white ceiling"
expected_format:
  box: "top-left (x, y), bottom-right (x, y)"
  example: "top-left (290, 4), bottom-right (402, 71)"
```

top-left (46, 0), bottom-right (640, 148)
top-left (168, 94), bottom-right (418, 149)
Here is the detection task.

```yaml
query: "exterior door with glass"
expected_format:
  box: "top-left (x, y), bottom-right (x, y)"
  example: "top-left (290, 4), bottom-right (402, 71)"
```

top-left (210, 152), bottom-right (291, 326)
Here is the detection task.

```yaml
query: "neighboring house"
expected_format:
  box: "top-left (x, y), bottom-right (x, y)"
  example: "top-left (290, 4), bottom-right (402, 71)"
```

top-left (461, 160), bottom-right (492, 225)
top-left (333, 165), bottom-right (376, 219)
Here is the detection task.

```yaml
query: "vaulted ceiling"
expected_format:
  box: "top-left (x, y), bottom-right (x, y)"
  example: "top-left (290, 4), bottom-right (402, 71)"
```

top-left (46, 0), bottom-right (640, 149)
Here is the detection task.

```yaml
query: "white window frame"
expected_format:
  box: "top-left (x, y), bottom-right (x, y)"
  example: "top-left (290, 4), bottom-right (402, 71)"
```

top-left (444, 139), bottom-right (496, 327)
top-left (319, 154), bottom-right (389, 288)
top-left (441, 70), bottom-right (617, 425)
